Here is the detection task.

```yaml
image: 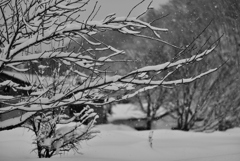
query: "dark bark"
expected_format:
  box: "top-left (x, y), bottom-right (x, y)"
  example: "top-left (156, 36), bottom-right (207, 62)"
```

top-left (146, 119), bottom-right (152, 130)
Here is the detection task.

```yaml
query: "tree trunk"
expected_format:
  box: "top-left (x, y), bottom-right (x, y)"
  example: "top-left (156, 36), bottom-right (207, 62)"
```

top-left (37, 144), bottom-right (42, 158)
top-left (45, 149), bottom-right (51, 158)
top-left (146, 119), bottom-right (152, 130)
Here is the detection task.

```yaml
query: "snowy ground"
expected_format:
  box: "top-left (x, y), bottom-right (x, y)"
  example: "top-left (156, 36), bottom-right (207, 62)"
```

top-left (0, 124), bottom-right (240, 161)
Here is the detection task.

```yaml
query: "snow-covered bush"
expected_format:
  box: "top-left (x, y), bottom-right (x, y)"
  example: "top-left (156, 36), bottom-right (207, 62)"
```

top-left (26, 105), bottom-right (99, 158)
top-left (0, 0), bottom-right (220, 158)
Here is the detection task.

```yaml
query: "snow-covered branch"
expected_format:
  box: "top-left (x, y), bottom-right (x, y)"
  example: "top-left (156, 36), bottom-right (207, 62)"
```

top-left (0, 0), bottom-right (171, 72)
top-left (0, 1), bottom-right (220, 156)
top-left (0, 112), bottom-right (36, 130)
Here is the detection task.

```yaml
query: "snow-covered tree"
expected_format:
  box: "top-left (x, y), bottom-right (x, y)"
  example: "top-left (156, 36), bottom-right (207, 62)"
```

top-left (0, 0), bottom-right (219, 157)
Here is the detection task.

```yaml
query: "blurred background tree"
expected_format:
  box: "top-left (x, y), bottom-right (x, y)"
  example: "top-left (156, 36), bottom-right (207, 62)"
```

top-left (66, 0), bottom-right (240, 131)
top-left (141, 0), bottom-right (240, 131)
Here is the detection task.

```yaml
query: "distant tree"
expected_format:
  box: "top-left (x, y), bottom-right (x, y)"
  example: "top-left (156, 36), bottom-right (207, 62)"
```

top-left (141, 0), bottom-right (240, 131)
top-left (0, 0), bottom-right (219, 157)
top-left (130, 48), bottom-right (174, 130)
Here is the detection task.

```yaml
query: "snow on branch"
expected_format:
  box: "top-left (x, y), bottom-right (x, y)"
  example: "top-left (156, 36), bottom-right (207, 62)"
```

top-left (0, 112), bottom-right (36, 131)
top-left (94, 67), bottom-right (217, 106)
top-left (126, 45), bottom-right (216, 76)
top-left (121, 68), bottom-right (218, 86)
top-left (0, 0), bottom-right (170, 71)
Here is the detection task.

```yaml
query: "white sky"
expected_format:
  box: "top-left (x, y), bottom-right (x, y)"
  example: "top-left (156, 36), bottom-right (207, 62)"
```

top-left (81, 0), bottom-right (170, 20)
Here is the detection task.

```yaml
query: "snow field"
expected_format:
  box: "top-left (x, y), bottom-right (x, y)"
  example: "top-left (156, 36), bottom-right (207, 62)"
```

top-left (0, 124), bottom-right (239, 161)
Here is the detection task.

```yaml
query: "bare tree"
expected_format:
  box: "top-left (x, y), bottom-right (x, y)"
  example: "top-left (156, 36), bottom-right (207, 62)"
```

top-left (0, 0), bottom-right (219, 157)
top-left (140, 0), bottom-right (240, 131)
